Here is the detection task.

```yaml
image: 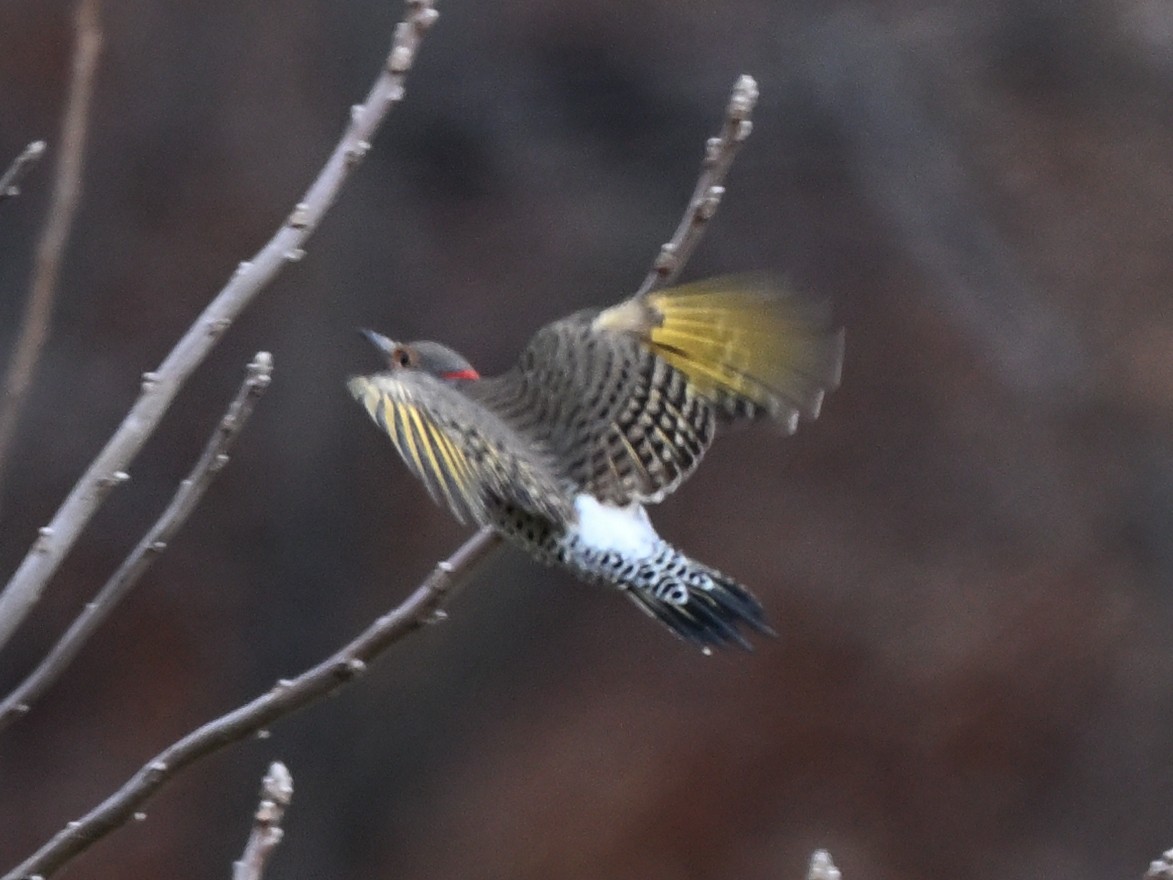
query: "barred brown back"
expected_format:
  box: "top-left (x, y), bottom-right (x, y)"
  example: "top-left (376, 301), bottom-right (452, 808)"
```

top-left (468, 311), bottom-right (716, 505)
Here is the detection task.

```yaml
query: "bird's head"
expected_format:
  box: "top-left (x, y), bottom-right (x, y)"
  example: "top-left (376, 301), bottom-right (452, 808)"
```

top-left (358, 329), bottom-right (480, 382)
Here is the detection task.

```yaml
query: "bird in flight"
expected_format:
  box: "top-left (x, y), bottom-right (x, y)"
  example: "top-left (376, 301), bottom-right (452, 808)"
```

top-left (349, 278), bottom-right (843, 650)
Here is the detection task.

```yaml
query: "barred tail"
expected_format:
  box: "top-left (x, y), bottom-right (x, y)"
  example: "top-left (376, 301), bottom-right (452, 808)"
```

top-left (560, 538), bottom-right (771, 650)
top-left (559, 497), bottom-right (774, 650)
top-left (621, 550), bottom-right (774, 651)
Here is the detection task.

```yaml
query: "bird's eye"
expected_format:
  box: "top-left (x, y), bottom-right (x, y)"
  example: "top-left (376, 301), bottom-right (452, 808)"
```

top-left (391, 346), bottom-right (413, 368)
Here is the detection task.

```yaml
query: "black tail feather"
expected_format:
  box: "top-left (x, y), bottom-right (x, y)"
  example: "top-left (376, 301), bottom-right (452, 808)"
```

top-left (624, 556), bottom-right (774, 651)
top-left (559, 527), bottom-right (774, 651)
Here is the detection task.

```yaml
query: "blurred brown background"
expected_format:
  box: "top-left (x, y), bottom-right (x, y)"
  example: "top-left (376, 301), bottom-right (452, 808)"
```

top-left (1, 0), bottom-right (1171, 878)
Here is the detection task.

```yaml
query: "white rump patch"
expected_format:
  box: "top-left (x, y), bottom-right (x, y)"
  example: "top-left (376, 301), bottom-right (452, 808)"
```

top-left (573, 495), bottom-right (660, 559)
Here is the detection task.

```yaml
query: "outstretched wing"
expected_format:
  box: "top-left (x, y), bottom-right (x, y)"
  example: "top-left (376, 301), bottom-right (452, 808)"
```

top-left (348, 371), bottom-right (571, 527)
top-left (478, 277), bottom-right (843, 507)
top-left (597, 277), bottom-right (845, 430)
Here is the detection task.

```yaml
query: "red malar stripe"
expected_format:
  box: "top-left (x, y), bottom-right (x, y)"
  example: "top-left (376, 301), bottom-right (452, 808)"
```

top-left (442, 369), bottom-right (480, 381)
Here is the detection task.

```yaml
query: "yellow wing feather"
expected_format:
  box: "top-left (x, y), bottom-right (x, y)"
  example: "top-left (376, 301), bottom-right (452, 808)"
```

top-left (348, 372), bottom-right (570, 526)
top-left (598, 277), bottom-right (844, 429)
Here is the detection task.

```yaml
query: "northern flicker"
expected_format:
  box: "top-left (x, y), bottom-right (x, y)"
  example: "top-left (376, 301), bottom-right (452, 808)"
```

top-left (348, 278), bottom-right (843, 650)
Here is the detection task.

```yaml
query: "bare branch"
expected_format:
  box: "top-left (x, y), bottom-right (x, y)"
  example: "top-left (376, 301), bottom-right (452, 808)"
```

top-left (0, 140), bottom-right (48, 207)
top-left (808, 849), bottom-right (842, 880)
top-left (0, 0), bottom-right (441, 653)
top-left (635, 73), bottom-right (759, 297)
top-left (1, 66), bottom-right (763, 880)
top-left (0, 0), bottom-right (102, 496)
top-left (232, 762), bottom-right (293, 880)
top-left (0, 353), bottom-right (274, 732)
top-left (1, 527), bottom-right (501, 880)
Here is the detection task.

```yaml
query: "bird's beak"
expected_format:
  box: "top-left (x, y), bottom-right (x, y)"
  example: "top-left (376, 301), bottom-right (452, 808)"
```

top-left (357, 328), bottom-right (397, 358)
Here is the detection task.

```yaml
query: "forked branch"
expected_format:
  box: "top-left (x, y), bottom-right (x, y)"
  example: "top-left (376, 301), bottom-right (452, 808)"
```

top-left (0, 0), bottom-right (440, 652)
top-left (0, 527), bottom-right (501, 880)
top-left (1, 69), bottom-right (759, 880)
top-left (0, 353), bottom-right (274, 732)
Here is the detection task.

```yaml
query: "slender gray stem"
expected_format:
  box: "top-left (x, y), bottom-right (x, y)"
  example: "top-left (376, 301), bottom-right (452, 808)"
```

top-left (635, 73), bottom-right (758, 297)
top-left (0, 353), bottom-right (274, 732)
top-left (0, 140), bottom-right (47, 207)
top-left (0, 527), bottom-right (502, 880)
top-left (232, 761), bottom-right (293, 880)
top-left (0, 0), bottom-right (102, 499)
top-left (0, 0), bottom-right (441, 653)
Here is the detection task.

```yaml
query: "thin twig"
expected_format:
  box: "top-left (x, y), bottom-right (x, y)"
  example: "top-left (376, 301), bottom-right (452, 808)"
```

top-left (0, 527), bottom-right (502, 880)
top-left (232, 762), bottom-right (293, 880)
top-left (0, 0), bottom-right (441, 653)
top-left (0, 140), bottom-right (48, 207)
top-left (635, 73), bottom-right (758, 297)
top-left (0, 0), bottom-right (102, 498)
top-left (1, 69), bottom-right (760, 880)
top-left (0, 353), bottom-right (274, 732)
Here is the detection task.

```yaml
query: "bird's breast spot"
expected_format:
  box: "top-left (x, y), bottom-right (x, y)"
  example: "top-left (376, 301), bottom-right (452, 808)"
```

top-left (572, 495), bottom-right (659, 559)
